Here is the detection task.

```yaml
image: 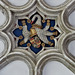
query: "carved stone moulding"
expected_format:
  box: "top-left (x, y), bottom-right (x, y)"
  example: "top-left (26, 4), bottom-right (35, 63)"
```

top-left (0, 0), bottom-right (75, 75)
top-left (62, 1), bottom-right (75, 31)
top-left (62, 33), bottom-right (75, 62)
top-left (35, 51), bottom-right (75, 75)
top-left (38, 0), bottom-right (72, 12)
top-left (0, 32), bottom-right (11, 59)
top-left (0, 50), bottom-right (35, 75)
top-left (0, 3), bottom-right (12, 30)
top-left (1, 0), bottom-right (36, 12)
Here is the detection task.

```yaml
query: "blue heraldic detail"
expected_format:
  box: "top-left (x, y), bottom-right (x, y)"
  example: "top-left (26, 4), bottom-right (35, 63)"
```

top-left (13, 13), bottom-right (60, 54)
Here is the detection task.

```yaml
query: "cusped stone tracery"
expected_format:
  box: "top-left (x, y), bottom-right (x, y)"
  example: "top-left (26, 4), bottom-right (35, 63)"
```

top-left (0, 0), bottom-right (75, 75)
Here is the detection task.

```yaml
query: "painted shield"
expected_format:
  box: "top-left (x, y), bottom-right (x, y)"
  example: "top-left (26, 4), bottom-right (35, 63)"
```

top-left (30, 36), bottom-right (41, 48)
